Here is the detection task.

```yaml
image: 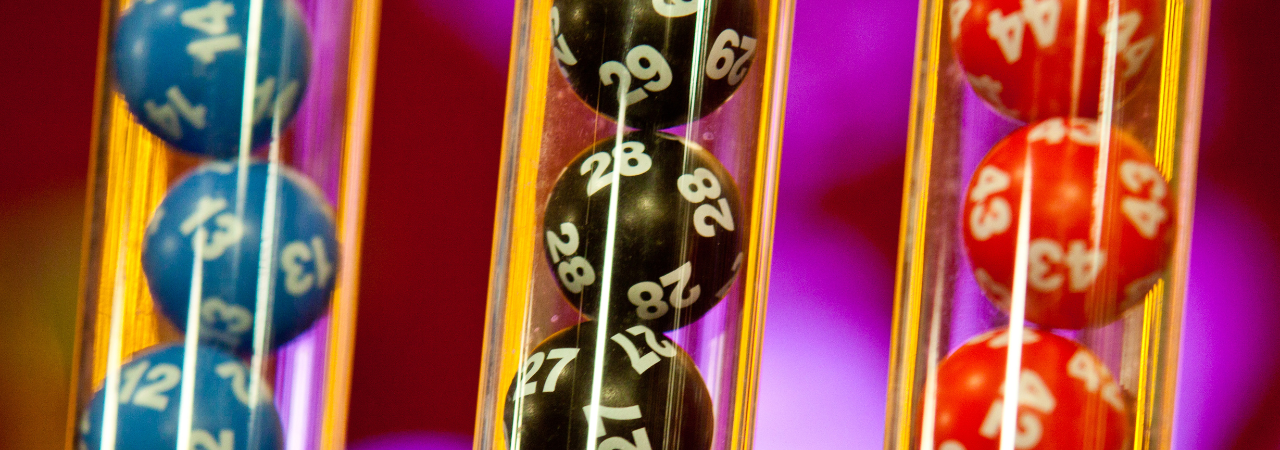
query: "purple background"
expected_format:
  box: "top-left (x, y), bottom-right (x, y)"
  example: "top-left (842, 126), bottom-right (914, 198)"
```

top-left (1, 0), bottom-right (1278, 448)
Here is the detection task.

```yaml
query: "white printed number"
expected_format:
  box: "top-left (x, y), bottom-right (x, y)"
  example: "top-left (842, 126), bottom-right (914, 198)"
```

top-left (145, 86), bottom-right (208, 140)
top-left (1103, 11), bottom-right (1156, 79)
top-left (581, 141), bottom-right (653, 196)
top-left (1066, 350), bottom-right (1126, 412)
top-left (1028, 238), bottom-right (1104, 293)
top-left (977, 369), bottom-right (1056, 449)
top-left (512, 347), bottom-right (580, 400)
top-left (251, 77), bottom-right (302, 125)
top-left (117, 361), bottom-right (182, 412)
top-left (181, 0), bottom-right (244, 64)
top-left (600, 46), bottom-right (673, 106)
top-left (705, 29), bottom-right (757, 86)
top-left (986, 0), bottom-right (1062, 63)
top-left (651, 0), bottom-right (697, 18)
top-left (200, 298), bottom-right (253, 337)
top-left (1026, 117), bottom-right (1099, 146)
top-left (546, 222), bottom-right (596, 293)
top-left (677, 168), bottom-right (735, 238)
top-left (583, 405), bottom-right (653, 450)
top-left (215, 361), bottom-right (255, 407)
top-left (281, 236), bottom-right (335, 297)
top-left (192, 429), bottom-right (235, 450)
top-left (627, 262), bottom-right (699, 320)
top-left (1119, 160), bottom-right (1168, 239)
top-left (549, 6), bottom-right (578, 66)
top-left (967, 166), bottom-right (1012, 241)
top-left (180, 197), bottom-right (245, 260)
top-left (610, 325), bottom-right (677, 375)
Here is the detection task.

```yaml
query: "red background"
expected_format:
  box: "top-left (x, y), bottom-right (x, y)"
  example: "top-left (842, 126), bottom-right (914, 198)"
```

top-left (2, 0), bottom-right (1279, 448)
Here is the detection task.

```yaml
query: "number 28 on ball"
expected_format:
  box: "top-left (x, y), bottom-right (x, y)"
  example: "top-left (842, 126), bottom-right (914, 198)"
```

top-left (543, 132), bottom-right (743, 332)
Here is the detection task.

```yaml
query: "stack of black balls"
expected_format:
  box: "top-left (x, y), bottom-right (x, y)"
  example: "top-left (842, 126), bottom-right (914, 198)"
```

top-left (506, 0), bottom-right (759, 448)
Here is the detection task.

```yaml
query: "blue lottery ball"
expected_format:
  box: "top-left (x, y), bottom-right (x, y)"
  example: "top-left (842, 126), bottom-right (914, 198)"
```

top-left (113, 0), bottom-right (311, 157)
top-left (142, 161), bottom-right (338, 352)
top-left (78, 344), bottom-right (282, 450)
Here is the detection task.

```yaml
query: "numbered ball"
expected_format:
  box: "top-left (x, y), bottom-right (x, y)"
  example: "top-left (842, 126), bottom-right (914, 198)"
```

top-left (551, 0), bottom-right (757, 128)
top-left (933, 328), bottom-right (1127, 450)
top-left (961, 118), bottom-right (1173, 329)
top-left (503, 322), bottom-right (714, 450)
top-left (143, 161), bottom-right (338, 352)
top-left (78, 344), bottom-right (282, 450)
top-left (949, 0), bottom-right (1157, 120)
top-left (113, 0), bottom-right (311, 157)
top-left (543, 132), bottom-right (743, 332)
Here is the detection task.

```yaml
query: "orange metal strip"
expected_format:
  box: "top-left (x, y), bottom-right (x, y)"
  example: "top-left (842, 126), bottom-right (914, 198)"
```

top-left (1152, 0), bottom-right (1185, 181)
top-left (1157, 0), bottom-right (1211, 446)
top-left (727, 0), bottom-right (792, 448)
top-left (317, 0), bottom-right (382, 448)
top-left (88, 99), bottom-right (174, 386)
top-left (474, 0), bottom-right (554, 446)
top-left (65, 0), bottom-right (117, 445)
top-left (886, 0), bottom-right (942, 448)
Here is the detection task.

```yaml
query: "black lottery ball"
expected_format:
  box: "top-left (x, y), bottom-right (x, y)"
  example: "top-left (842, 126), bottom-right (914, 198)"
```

top-left (543, 132), bottom-right (743, 332)
top-left (550, 0), bottom-right (757, 129)
top-left (503, 322), bottom-right (714, 450)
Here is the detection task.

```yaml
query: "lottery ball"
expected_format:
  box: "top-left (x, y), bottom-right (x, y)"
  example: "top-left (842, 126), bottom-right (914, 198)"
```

top-left (551, 0), bottom-right (757, 129)
top-left (503, 321), bottom-right (714, 450)
top-left (142, 161), bottom-right (338, 352)
top-left (113, 0), bottom-right (311, 157)
top-left (933, 328), bottom-right (1127, 450)
top-left (949, 0), bottom-right (1157, 121)
top-left (961, 118), bottom-right (1172, 329)
top-left (543, 132), bottom-right (743, 332)
top-left (78, 343), bottom-right (282, 450)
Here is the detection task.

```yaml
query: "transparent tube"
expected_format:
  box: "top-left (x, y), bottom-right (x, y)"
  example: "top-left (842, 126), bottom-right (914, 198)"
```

top-left (473, 0), bottom-right (795, 449)
top-left (885, 0), bottom-right (1210, 449)
top-left (66, 0), bottom-right (379, 449)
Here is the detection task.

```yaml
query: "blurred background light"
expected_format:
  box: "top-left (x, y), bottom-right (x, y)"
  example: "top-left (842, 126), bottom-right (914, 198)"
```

top-left (1, 0), bottom-right (1277, 449)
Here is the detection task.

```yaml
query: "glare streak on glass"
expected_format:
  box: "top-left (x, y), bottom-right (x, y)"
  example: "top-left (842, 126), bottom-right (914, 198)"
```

top-left (1068, 0), bottom-right (1089, 117)
top-left (1092, 0), bottom-right (1123, 280)
top-left (250, 159), bottom-right (282, 445)
top-left (286, 337), bottom-right (315, 450)
top-left (176, 228), bottom-right (209, 450)
top-left (681, 0), bottom-right (710, 145)
top-left (98, 238), bottom-right (134, 450)
top-left (236, 0), bottom-right (267, 220)
top-left (998, 155), bottom-right (1034, 450)
top-left (917, 235), bottom-right (952, 448)
top-left (586, 79), bottom-right (635, 450)
top-left (234, 1), bottom-right (279, 447)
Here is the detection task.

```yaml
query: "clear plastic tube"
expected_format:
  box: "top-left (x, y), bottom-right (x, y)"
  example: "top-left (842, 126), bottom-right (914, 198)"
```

top-left (66, 0), bottom-right (379, 449)
top-left (884, 0), bottom-right (1211, 449)
top-left (473, 0), bottom-right (795, 449)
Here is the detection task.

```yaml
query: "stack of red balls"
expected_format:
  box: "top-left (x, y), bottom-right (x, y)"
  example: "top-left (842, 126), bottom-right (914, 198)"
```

top-left (933, 1), bottom-right (1172, 448)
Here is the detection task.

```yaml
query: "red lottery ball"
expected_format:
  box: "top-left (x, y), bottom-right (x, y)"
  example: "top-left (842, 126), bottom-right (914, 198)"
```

top-left (949, 0), bottom-right (1158, 121)
top-left (932, 328), bottom-right (1127, 450)
top-left (962, 118), bottom-right (1173, 329)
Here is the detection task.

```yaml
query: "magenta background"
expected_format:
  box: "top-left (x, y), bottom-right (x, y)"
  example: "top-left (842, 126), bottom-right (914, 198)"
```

top-left (351, 0), bottom-right (1280, 448)
top-left (1, 0), bottom-right (1278, 448)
